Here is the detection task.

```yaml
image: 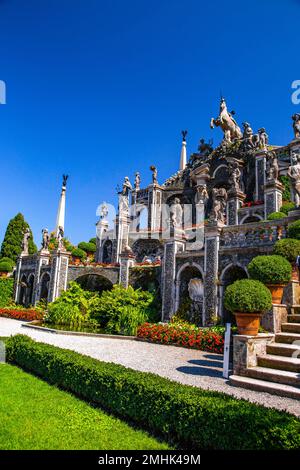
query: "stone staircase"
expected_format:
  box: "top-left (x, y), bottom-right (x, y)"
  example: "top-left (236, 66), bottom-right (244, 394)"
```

top-left (230, 306), bottom-right (300, 399)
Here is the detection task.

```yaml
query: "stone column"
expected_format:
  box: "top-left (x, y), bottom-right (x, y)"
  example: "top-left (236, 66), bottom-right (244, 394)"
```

top-left (48, 249), bottom-right (70, 303)
top-left (119, 252), bottom-right (135, 288)
top-left (95, 218), bottom-right (109, 262)
top-left (32, 251), bottom-right (50, 305)
top-left (148, 184), bottom-right (162, 234)
top-left (115, 213), bottom-right (131, 264)
top-left (264, 179), bottom-right (283, 218)
top-left (227, 189), bottom-right (246, 225)
top-left (190, 163), bottom-right (210, 251)
top-left (203, 222), bottom-right (223, 325)
top-left (255, 151), bottom-right (267, 202)
top-left (14, 255), bottom-right (23, 303)
top-left (161, 237), bottom-right (186, 321)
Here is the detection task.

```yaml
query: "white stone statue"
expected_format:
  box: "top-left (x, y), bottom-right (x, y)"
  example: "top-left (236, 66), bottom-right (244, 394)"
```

top-left (170, 198), bottom-right (183, 229)
top-left (134, 172), bottom-right (141, 191)
top-left (292, 114), bottom-right (300, 140)
top-left (188, 278), bottom-right (204, 302)
top-left (41, 228), bottom-right (50, 251)
top-left (210, 188), bottom-right (227, 224)
top-left (21, 228), bottom-right (31, 255)
top-left (287, 152), bottom-right (300, 206)
top-left (196, 184), bottom-right (209, 204)
top-left (150, 165), bottom-right (158, 185)
top-left (57, 226), bottom-right (64, 250)
top-left (228, 161), bottom-right (241, 191)
top-left (258, 128), bottom-right (269, 150)
top-left (100, 202), bottom-right (109, 220)
top-left (266, 151), bottom-right (279, 181)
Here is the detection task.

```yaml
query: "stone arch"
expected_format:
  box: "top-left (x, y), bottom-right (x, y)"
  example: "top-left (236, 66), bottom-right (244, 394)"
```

top-left (39, 272), bottom-right (50, 302)
top-left (75, 273), bottom-right (113, 293)
top-left (212, 164), bottom-right (228, 179)
top-left (175, 262), bottom-right (204, 324)
top-left (102, 239), bottom-right (113, 264)
top-left (67, 266), bottom-right (119, 286)
top-left (27, 274), bottom-right (35, 307)
top-left (131, 238), bottom-right (163, 263)
top-left (219, 263), bottom-right (249, 322)
top-left (240, 214), bottom-right (263, 224)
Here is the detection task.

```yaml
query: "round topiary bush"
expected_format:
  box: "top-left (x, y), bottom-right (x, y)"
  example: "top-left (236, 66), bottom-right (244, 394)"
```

top-left (78, 242), bottom-right (96, 253)
top-left (280, 202), bottom-right (295, 215)
top-left (267, 212), bottom-right (286, 221)
top-left (71, 248), bottom-right (86, 260)
top-left (248, 255), bottom-right (291, 285)
top-left (0, 261), bottom-right (13, 273)
top-left (273, 238), bottom-right (300, 263)
top-left (224, 279), bottom-right (272, 314)
top-left (288, 220), bottom-right (300, 240)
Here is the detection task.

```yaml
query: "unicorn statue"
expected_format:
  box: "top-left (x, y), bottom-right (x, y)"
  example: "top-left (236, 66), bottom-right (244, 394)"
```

top-left (210, 97), bottom-right (243, 143)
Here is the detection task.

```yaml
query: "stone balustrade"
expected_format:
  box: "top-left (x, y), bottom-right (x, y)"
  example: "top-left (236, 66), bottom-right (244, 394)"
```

top-left (220, 219), bottom-right (289, 248)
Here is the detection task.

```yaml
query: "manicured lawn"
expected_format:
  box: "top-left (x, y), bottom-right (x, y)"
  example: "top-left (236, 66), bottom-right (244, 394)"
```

top-left (0, 364), bottom-right (170, 450)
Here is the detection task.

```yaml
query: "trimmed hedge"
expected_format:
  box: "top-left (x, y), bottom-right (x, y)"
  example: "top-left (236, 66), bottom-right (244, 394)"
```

top-left (78, 242), bottom-right (96, 253)
top-left (288, 220), bottom-right (300, 240)
top-left (280, 202), bottom-right (295, 215)
top-left (248, 255), bottom-right (292, 285)
top-left (267, 211), bottom-right (286, 221)
top-left (274, 238), bottom-right (300, 263)
top-left (224, 279), bottom-right (272, 314)
top-left (6, 335), bottom-right (300, 450)
top-left (71, 248), bottom-right (86, 259)
top-left (0, 278), bottom-right (14, 307)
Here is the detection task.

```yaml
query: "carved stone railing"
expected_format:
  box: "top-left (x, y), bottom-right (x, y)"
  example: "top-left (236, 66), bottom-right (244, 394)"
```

top-left (220, 218), bottom-right (289, 249)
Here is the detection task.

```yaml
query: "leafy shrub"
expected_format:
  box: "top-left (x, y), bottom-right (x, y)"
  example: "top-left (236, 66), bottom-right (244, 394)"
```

top-left (224, 279), bottom-right (272, 314)
top-left (6, 335), bottom-right (300, 450)
top-left (248, 255), bottom-right (292, 285)
top-left (71, 248), bottom-right (86, 259)
top-left (0, 278), bottom-right (14, 307)
top-left (89, 238), bottom-right (97, 245)
top-left (0, 213), bottom-right (37, 262)
top-left (92, 284), bottom-right (155, 327)
top-left (106, 306), bottom-right (149, 336)
top-left (0, 261), bottom-right (14, 272)
top-left (288, 220), bottom-right (300, 240)
top-left (137, 322), bottom-right (224, 353)
top-left (267, 212), bottom-right (286, 221)
top-left (78, 242), bottom-right (96, 253)
top-left (273, 238), bottom-right (300, 263)
top-left (44, 282), bottom-right (100, 325)
top-left (280, 202), bottom-right (295, 215)
top-left (172, 298), bottom-right (192, 323)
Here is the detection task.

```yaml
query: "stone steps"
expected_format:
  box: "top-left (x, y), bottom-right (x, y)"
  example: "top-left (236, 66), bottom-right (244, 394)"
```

top-left (275, 332), bottom-right (300, 344)
top-left (267, 342), bottom-right (300, 357)
top-left (281, 322), bottom-right (300, 334)
top-left (230, 375), bottom-right (300, 400)
top-left (290, 306), bottom-right (300, 315)
top-left (288, 314), bottom-right (300, 323)
top-left (257, 354), bottom-right (300, 372)
top-left (246, 366), bottom-right (300, 387)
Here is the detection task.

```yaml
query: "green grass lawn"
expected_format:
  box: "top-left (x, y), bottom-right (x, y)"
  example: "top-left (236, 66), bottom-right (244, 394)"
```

top-left (0, 364), bottom-right (170, 450)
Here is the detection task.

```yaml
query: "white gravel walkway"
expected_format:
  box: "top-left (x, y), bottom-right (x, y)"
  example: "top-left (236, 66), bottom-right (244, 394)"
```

top-left (1, 317), bottom-right (299, 417)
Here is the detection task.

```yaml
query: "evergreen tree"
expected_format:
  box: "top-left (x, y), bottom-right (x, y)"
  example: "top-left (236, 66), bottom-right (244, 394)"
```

top-left (0, 213), bottom-right (37, 262)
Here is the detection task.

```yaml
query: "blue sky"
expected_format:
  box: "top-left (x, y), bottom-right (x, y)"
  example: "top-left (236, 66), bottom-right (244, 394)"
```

top-left (0, 0), bottom-right (299, 247)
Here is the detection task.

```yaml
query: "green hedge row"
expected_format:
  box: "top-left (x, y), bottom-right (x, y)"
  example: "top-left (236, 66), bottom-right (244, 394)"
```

top-left (6, 335), bottom-right (300, 450)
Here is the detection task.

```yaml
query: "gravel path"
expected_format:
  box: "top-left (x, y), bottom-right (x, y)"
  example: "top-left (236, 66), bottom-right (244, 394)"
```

top-left (1, 317), bottom-right (299, 417)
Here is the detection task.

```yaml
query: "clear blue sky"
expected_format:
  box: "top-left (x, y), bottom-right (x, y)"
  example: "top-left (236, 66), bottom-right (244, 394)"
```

top-left (0, 0), bottom-right (299, 247)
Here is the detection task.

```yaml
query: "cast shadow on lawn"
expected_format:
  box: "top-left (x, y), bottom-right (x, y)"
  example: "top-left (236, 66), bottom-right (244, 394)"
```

top-left (176, 353), bottom-right (224, 378)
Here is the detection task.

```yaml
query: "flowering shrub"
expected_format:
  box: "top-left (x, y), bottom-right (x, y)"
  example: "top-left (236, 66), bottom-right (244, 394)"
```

top-left (0, 308), bottom-right (43, 321)
top-left (137, 322), bottom-right (224, 354)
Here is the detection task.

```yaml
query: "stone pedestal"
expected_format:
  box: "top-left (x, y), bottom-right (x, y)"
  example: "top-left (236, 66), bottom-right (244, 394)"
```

top-left (227, 189), bottom-right (246, 226)
top-left (203, 222), bottom-right (223, 325)
top-left (95, 218), bottom-right (109, 262)
top-left (119, 253), bottom-right (135, 288)
top-left (233, 333), bottom-right (275, 376)
top-left (282, 280), bottom-right (300, 306)
top-left (261, 304), bottom-right (288, 334)
top-left (161, 237), bottom-right (186, 321)
top-left (115, 212), bottom-right (131, 263)
top-left (264, 179), bottom-right (283, 217)
top-left (48, 249), bottom-right (70, 303)
top-left (32, 251), bottom-right (51, 305)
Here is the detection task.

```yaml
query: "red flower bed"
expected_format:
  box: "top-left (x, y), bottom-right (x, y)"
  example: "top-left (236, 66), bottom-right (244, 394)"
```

top-left (0, 308), bottom-right (43, 321)
top-left (137, 323), bottom-right (224, 354)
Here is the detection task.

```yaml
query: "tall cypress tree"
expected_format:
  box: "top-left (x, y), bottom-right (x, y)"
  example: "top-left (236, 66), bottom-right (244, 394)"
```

top-left (0, 213), bottom-right (37, 262)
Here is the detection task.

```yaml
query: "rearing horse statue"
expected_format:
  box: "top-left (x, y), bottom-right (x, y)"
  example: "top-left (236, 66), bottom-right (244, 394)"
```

top-left (210, 98), bottom-right (243, 142)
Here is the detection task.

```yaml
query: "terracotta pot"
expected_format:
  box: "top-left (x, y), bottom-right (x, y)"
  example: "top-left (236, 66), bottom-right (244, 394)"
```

top-left (234, 312), bottom-right (262, 336)
top-left (266, 284), bottom-right (285, 305)
top-left (292, 265), bottom-right (299, 282)
top-left (73, 257), bottom-right (81, 266)
top-left (0, 272), bottom-right (8, 278)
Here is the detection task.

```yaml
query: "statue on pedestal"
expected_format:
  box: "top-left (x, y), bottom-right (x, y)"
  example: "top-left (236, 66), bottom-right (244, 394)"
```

top-left (170, 197), bottom-right (183, 230)
top-left (228, 161), bottom-right (241, 191)
top-left (210, 188), bottom-right (227, 224)
top-left (100, 202), bottom-right (109, 220)
top-left (287, 151), bottom-right (300, 206)
top-left (150, 165), bottom-right (158, 185)
top-left (258, 128), bottom-right (269, 150)
top-left (210, 97), bottom-right (243, 142)
top-left (21, 228), bottom-right (31, 255)
top-left (292, 114), bottom-right (300, 140)
top-left (57, 226), bottom-right (64, 250)
top-left (41, 228), bottom-right (50, 251)
top-left (198, 138), bottom-right (213, 157)
top-left (196, 184), bottom-right (209, 204)
top-left (266, 151), bottom-right (279, 181)
top-left (134, 172), bottom-right (141, 191)
top-left (119, 177), bottom-right (132, 214)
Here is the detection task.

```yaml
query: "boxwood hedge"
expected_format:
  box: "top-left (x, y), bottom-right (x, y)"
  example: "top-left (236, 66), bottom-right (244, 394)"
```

top-left (6, 335), bottom-right (300, 450)
top-left (248, 255), bottom-right (292, 284)
top-left (224, 279), bottom-right (272, 314)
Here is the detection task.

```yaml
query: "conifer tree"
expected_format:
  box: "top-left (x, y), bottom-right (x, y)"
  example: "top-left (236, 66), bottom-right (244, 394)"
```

top-left (0, 213), bottom-right (37, 262)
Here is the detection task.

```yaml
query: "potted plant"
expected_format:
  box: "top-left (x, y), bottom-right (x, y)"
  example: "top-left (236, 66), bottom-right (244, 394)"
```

top-left (0, 258), bottom-right (14, 277)
top-left (71, 248), bottom-right (86, 266)
top-left (274, 238), bottom-right (300, 281)
top-left (248, 255), bottom-right (292, 304)
top-left (224, 279), bottom-right (272, 335)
